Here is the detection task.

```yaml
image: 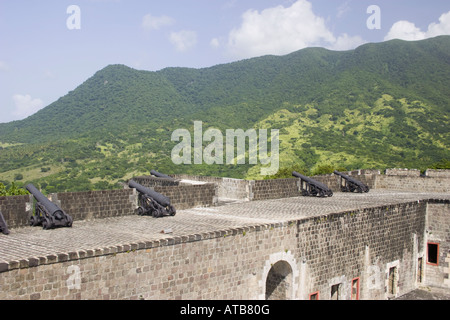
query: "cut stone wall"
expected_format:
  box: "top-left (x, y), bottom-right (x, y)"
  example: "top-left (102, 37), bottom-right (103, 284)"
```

top-left (425, 200), bottom-right (450, 288)
top-left (55, 189), bottom-right (136, 222)
top-left (425, 169), bottom-right (450, 178)
top-left (250, 179), bottom-right (299, 201)
top-left (0, 195), bottom-right (31, 230)
top-left (152, 184), bottom-right (217, 210)
top-left (375, 176), bottom-right (450, 193)
top-left (2, 170), bottom-right (448, 230)
top-left (0, 200), bottom-right (439, 300)
top-left (385, 168), bottom-right (421, 176)
top-left (132, 176), bottom-right (180, 187)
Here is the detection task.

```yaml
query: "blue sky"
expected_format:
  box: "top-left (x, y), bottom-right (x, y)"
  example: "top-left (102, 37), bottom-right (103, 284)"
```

top-left (1, 0), bottom-right (449, 123)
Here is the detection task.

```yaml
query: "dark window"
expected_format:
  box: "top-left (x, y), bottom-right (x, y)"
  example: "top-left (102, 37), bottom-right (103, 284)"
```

top-left (309, 292), bottom-right (319, 300)
top-left (331, 284), bottom-right (341, 300)
top-left (427, 243), bottom-right (439, 265)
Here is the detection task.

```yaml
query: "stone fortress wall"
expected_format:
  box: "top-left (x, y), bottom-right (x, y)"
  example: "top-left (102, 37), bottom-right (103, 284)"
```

top-left (0, 168), bottom-right (448, 300)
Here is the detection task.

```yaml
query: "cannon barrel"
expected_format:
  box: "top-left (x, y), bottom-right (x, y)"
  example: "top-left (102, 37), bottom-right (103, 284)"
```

top-left (129, 180), bottom-right (171, 207)
top-left (26, 184), bottom-right (66, 218)
top-left (292, 171), bottom-right (331, 190)
top-left (333, 170), bottom-right (345, 176)
top-left (150, 170), bottom-right (173, 180)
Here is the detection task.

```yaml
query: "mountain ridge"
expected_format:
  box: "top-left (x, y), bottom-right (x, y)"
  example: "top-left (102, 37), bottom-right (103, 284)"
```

top-left (0, 36), bottom-right (449, 191)
top-left (2, 36), bottom-right (449, 143)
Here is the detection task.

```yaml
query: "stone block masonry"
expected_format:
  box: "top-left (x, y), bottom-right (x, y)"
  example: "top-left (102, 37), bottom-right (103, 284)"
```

top-left (375, 175), bottom-right (450, 193)
top-left (56, 189), bottom-right (136, 222)
top-left (425, 200), bottom-right (450, 288)
top-left (250, 179), bottom-right (299, 201)
top-left (425, 169), bottom-right (450, 178)
top-left (132, 176), bottom-right (180, 187)
top-left (152, 184), bottom-right (217, 210)
top-left (0, 195), bottom-right (31, 229)
top-left (385, 168), bottom-right (421, 176)
top-left (0, 192), bottom-right (448, 300)
top-left (0, 169), bottom-right (448, 300)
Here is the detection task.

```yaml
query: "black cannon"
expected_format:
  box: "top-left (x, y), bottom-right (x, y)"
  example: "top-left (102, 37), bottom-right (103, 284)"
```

top-left (129, 180), bottom-right (176, 218)
top-left (150, 170), bottom-right (174, 180)
top-left (0, 210), bottom-right (10, 235)
top-left (292, 171), bottom-right (333, 197)
top-left (26, 184), bottom-right (73, 229)
top-left (333, 171), bottom-right (369, 193)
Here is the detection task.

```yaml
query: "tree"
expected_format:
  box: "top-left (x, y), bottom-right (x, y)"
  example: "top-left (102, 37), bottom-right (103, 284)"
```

top-left (0, 182), bottom-right (29, 196)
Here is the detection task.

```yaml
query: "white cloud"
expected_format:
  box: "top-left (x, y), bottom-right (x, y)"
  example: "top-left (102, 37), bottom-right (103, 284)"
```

top-left (226, 0), bottom-right (364, 60)
top-left (330, 34), bottom-right (365, 51)
top-left (142, 14), bottom-right (175, 31)
top-left (12, 94), bottom-right (44, 119)
top-left (210, 38), bottom-right (220, 48)
top-left (384, 21), bottom-right (426, 41)
top-left (385, 11), bottom-right (450, 41)
top-left (337, 1), bottom-right (351, 19)
top-left (169, 30), bottom-right (198, 52)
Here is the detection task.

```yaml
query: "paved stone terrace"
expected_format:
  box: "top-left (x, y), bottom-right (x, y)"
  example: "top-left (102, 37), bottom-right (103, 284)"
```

top-left (0, 190), bottom-right (449, 269)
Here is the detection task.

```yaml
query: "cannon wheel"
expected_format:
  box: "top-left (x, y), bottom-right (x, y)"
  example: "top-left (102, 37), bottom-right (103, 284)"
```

top-left (29, 215), bottom-right (40, 227)
top-left (137, 206), bottom-right (145, 216)
top-left (67, 216), bottom-right (73, 227)
top-left (42, 217), bottom-right (51, 230)
top-left (152, 208), bottom-right (162, 218)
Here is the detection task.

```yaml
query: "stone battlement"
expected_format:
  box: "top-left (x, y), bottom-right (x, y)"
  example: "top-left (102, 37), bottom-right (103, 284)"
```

top-left (0, 169), bottom-right (448, 300)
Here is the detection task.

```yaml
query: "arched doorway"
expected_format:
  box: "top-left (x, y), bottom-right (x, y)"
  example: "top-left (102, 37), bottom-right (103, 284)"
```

top-left (265, 260), bottom-right (293, 300)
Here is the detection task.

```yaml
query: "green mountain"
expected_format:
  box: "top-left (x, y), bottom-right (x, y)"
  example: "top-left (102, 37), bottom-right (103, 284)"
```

top-left (0, 36), bottom-right (449, 192)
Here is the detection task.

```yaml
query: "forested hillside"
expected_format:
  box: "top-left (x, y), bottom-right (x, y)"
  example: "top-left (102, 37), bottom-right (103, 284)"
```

top-left (0, 36), bottom-right (449, 192)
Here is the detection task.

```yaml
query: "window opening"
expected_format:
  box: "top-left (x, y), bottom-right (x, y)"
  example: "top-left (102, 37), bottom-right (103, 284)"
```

top-left (309, 292), bottom-right (319, 300)
top-left (331, 283), bottom-right (341, 300)
top-left (427, 243), bottom-right (439, 265)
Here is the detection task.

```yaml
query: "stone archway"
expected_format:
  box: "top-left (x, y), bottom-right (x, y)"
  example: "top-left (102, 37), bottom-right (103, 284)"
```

top-left (265, 260), bottom-right (293, 300)
top-left (260, 251), bottom-right (299, 300)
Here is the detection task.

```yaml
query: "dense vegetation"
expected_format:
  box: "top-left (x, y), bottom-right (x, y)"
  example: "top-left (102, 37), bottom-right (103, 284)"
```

top-left (0, 36), bottom-right (449, 193)
top-left (0, 182), bottom-right (29, 196)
